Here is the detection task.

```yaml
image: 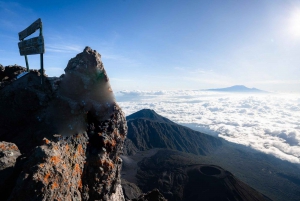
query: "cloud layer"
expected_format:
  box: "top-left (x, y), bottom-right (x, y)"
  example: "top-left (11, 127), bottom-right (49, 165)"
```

top-left (115, 90), bottom-right (300, 163)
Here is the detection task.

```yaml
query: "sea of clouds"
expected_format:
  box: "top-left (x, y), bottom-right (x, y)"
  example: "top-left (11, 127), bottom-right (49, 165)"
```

top-left (115, 90), bottom-right (300, 164)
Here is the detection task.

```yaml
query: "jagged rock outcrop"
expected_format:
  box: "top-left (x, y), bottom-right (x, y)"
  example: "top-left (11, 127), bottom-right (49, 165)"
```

top-left (8, 134), bottom-right (89, 200)
top-left (0, 47), bottom-right (127, 200)
top-left (0, 141), bottom-right (21, 174)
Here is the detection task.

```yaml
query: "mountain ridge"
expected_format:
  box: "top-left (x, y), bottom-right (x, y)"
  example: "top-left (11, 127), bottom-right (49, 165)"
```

top-left (126, 109), bottom-right (176, 124)
top-left (125, 109), bottom-right (222, 156)
top-left (205, 85), bottom-right (267, 93)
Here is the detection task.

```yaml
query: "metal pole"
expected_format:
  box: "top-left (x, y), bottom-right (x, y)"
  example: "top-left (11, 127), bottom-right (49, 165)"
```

top-left (22, 39), bottom-right (29, 72)
top-left (25, 55), bottom-right (29, 72)
top-left (40, 53), bottom-right (44, 85)
top-left (40, 22), bottom-right (44, 85)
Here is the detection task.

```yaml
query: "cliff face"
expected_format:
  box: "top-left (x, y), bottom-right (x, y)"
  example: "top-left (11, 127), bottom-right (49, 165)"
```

top-left (0, 47), bottom-right (127, 200)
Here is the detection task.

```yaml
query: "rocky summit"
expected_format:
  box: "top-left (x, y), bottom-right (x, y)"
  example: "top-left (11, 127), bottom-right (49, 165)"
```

top-left (0, 47), bottom-right (128, 200)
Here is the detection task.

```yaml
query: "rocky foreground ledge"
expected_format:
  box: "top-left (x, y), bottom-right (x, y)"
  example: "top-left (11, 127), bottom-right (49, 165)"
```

top-left (0, 47), bottom-right (135, 200)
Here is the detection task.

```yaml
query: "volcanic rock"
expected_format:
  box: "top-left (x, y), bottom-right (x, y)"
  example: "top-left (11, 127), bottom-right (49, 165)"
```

top-left (0, 141), bottom-right (21, 173)
top-left (0, 142), bottom-right (22, 199)
top-left (0, 47), bottom-right (127, 200)
top-left (0, 64), bottom-right (43, 89)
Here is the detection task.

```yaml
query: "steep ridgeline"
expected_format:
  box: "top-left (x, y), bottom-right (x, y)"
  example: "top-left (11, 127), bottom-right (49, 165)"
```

top-left (0, 47), bottom-right (127, 200)
top-left (124, 109), bottom-right (222, 156)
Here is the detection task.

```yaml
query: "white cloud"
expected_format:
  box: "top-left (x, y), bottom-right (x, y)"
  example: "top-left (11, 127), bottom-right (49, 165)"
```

top-left (116, 90), bottom-right (300, 164)
top-left (46, 67), bottom-right (64, 77)
top-left (46, 44), bottom-right (82, 53)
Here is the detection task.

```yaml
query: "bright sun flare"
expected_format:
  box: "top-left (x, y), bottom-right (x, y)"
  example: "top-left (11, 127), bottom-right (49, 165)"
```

top-left (288, 9), bottom-right (300, 38)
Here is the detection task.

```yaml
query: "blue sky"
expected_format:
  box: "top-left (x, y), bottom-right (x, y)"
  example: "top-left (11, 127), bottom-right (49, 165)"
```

top-left (1, 0), bottom-right (300, 92)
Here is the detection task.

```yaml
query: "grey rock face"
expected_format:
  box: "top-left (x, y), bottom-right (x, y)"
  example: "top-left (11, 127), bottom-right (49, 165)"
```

top-left (0, 142), bottom-right (22, 199)
top-left (107, 184), bottom-right (125, 201)
top-left (0, 141), bottom-right (21, 170)
top-left (121, 179), bottom-right (143, 200)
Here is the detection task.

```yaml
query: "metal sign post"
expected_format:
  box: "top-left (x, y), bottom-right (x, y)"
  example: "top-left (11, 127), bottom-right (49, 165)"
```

top-left (18, 18), bottom-right (45, 84)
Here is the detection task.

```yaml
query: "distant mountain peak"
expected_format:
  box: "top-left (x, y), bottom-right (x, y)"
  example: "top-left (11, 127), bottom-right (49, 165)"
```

top-left (206, 85), bottom-right (267, 93)
top-left (125, 109), bottom-right (222, 156)
top-left (126, 109), bottom-right (175, 124)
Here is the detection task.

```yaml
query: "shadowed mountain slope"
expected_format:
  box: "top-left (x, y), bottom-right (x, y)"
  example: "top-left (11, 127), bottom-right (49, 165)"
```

top-left (122, 109), bottom-right (300, 201)
top-left (125, 109), bottom-right (222, 156)
top-left (132, 149), bottom-right (271, 201)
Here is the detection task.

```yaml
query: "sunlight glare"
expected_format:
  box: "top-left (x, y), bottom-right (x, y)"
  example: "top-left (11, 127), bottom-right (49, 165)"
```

top-left (288, 9), bottom-right (300, 39)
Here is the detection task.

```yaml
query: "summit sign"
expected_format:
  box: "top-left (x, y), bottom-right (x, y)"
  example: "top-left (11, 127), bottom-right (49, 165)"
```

top-left (18, 18), bottom-right (42, 40)
top-left (18, 18), bottom-right (45, 56)
top-left (18, 35), bottom-right (44, 56)
top-left (17, 18), bottom-right (45, 84)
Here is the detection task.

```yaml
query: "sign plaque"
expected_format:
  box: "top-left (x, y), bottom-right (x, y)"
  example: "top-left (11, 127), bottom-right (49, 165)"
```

top-left (18, 18), bottom-right (45, 85)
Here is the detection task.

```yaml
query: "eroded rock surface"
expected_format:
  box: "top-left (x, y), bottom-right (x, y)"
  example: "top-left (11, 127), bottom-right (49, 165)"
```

top-left (0, 47), bottom-right (127, 201)
top-left (0, 142), bottom-right (22, 199)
